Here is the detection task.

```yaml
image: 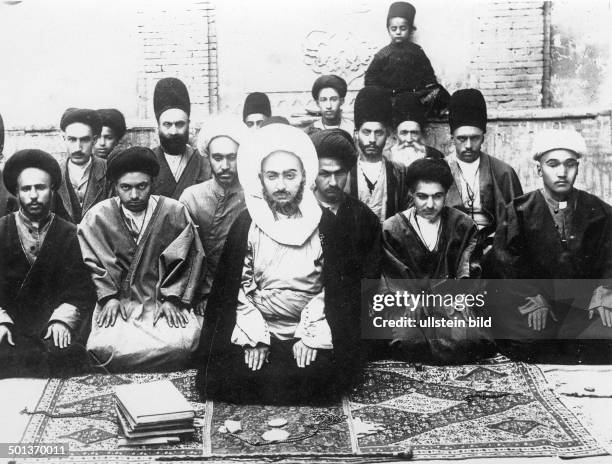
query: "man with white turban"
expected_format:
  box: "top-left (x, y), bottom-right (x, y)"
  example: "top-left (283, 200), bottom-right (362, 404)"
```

top-left (488, 129), bottom-right (612, 362)
top-left (181, 117), bottom-right (247, 313)
top-left (196, 124), bottom-right (363, 404)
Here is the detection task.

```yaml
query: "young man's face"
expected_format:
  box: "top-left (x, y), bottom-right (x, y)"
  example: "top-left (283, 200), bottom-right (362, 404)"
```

top-left (412, 180), bottom-right (446, 222)
top-left (116, 172), bottom-right (153, 213)
top-left (17, 167), bottom-right (53, 222)
top-left (260, 150), bottom-right (305, 214)
top-left (357, 122), bottom-right (388, 159)
top-left (315, 157), bottom-right (348, 205)
top-left (158, 108), bottom-right (189, 155)
top-left (452, 126), bottom-right (484, 163)
top-left (317, 87), bottom-right (343, 125)
top-left (64, 122), bottom-right (96, 166)
top-left (244, 113), bottom-right (267, 130)
top-left (396, 121), bottom-right (423, 146)
top-left (208, 136), bottom-right (239, 187)
top-left (94, 126), bottom-right (120, 158)
top-left (538, 149), bottom-right (579, 200)
top-left (387, 17), bottom-right (411, 44)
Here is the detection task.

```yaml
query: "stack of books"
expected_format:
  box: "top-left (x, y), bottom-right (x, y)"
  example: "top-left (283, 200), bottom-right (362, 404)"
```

top-left (114, 379), bottom-right (195, 446)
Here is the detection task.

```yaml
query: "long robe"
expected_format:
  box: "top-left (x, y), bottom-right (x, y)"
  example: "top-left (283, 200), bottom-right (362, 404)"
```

top-left (446, 152), bottom-right (523, 239)
top-left (56, 156), bottom-right (109, 223)
top-left (179, 178), bottom-right (246, 308)
top-left (348, 158), bottom-right (409, 221)
top-left (196, 206), bottom-right (375, 402)
top-left (487, 189), bottom-right (612, 359)
top-left (0, 213), bottom-right (96, 377)
top-left (381, 206), bottom-right (494, 363)
top-left (151, 145), bottom-right (211, 200)
top-left (77, 195), bottom-right (205, 371)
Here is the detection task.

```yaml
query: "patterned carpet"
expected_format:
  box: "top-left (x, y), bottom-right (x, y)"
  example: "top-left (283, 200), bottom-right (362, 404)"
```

top-left (19, 360), bottom-right (608, 462)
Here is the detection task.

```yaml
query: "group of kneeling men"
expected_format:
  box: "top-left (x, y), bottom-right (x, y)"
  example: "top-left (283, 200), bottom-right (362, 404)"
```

top-left (0, 74), bottom-right (610, 405)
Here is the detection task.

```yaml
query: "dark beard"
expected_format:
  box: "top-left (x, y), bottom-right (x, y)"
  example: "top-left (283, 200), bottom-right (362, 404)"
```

top-left (263, 179), bottom-right (305, 218)
top-left (159, 132), bottom-right (188, 155)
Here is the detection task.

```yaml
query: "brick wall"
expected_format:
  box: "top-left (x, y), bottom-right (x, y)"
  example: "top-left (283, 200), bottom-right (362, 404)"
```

top-left (136, 0), bottom-right (218, 121)
top-left (470, 1), bottom-right (546, 110)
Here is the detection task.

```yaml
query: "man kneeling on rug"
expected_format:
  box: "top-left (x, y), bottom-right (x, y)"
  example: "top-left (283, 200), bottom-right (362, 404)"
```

top-left (196, 124), bottom-right (362, 404)
top-left (77, 147), bottom-right (205, 371)
top-left (380, 157), bottom-right (495, 363)
top-left (0, 150), bottom-right (96, 378)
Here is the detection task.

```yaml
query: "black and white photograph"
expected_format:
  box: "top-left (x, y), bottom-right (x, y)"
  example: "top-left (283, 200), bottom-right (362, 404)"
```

top-left (0, 0), bottom-right (611, 462)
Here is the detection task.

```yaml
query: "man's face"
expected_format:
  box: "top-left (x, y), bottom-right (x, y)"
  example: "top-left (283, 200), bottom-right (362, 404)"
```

top-left (94, 126), bottom-right (119, 158)
top-left (315, 157), bottom-right (348, 205)
top-left (158, 108), bottom-right (189, 155)
top-left (538, 149), bottom-right (579, 200)
top-left (17, 167), bottom-right (53, 221)
top-left (412, 180), bottom-right (446, 222)
top-left (116, 172), bottom-right (152, 213)
top-left (244, 113), bottom-right (267, 130)
top-left (452, 126), bottom-right (484, 163)
top-left (396, 121), bottom-right (423, 146)
top-left (260, 150), bottom-right (305, 215)
top-left (317, 87), bottom-right (343, 125)
top-left (208, 136), bottom-right (239, 187)
top-left (387, 17), bottom-right (411, 44)
top-left (357, 122), bottom-right (388, 159)
top-left (64, 122), bottom-right (96, 166)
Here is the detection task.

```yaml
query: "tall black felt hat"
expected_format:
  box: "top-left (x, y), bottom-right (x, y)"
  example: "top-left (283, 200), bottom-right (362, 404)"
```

top-left (3, 149), bottom-right (62, 195)
top-left (97, 109), bottom-right (127, 140)
top-left (448, 89), bottom-right (487, 133)
top-left (354, 86), bottom-right (393, 129)
top-left (393, 92), bottom-right (427, 129)
top-left (312, 75), bottom-right (348, 100)
top-left (387, 2), bottom-right (416, 27)
top-left (107, 146), bottom-right (160, 182)
top-left (242, 92), bottom-right (272, 120)
top-left (310, 128), bottom-right (357, 170)
top-left (60, 108), bottom-right (103, 136)
top-left (153, 78), bottom-right (191, 121)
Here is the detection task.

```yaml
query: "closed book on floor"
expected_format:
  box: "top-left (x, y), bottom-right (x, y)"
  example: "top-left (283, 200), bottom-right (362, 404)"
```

top-left (115, 405), bottom-right (195, 439)
top-left (114, 379), bottom-right (195, 425)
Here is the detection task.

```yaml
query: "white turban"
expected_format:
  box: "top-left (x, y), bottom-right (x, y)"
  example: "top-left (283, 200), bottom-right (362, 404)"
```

top-left (196, 115), bottom-right (247, 155)
top-left (532, 129), bottom-right (587, 161)
top-left (237, 123), bottom-right (322, 246)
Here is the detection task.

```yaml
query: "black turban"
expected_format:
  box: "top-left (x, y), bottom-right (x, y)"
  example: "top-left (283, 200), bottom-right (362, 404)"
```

top-left (393, 92), bottom-right (427, 129)
top-left (60, 108), bottom-right (102, 136)
top-left (153, 78), bottom-right (191, 121)
top-left (107, 146), bottom-right (160, 182)
top-left (448, 89), bottom-right (487, 133)
top-left (406, 157), bottom-right (453, 191)
top-left (3, 149), bottom-right (62, 195)
top-left (311, 75), bottom-right (347, 100)
top-left (242, 92), bottom-right (271, 120)
top-left (310, 128), bottom-right (357, 170)
top-left (354, 86), bottom-right (392, 129)
top-left (387, 2), bottom-right (416, 27)
top-left (97, 108), bottom-right (127, 140)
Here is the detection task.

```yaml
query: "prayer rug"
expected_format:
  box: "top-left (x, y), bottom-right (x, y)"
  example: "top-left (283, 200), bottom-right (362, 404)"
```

top-left (347, 359), bottom-right (608, 459)
top-left (19, 360), bottom-right (608, 461)
top-left (19, 370), bottom-right (205, 463)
